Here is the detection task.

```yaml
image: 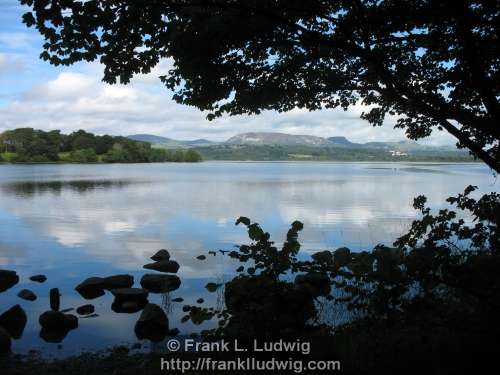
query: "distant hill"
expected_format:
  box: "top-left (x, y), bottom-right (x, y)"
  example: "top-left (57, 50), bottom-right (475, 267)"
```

top-left (127, 134), bottom-right (217, 148)
top-left (226, 132), bottom-right (332, 146)
top-left (126, 131), bottom-right (467, 161)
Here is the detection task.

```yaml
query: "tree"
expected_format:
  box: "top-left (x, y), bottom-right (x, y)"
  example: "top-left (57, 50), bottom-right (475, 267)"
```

top-left (21, 0), bottom-right (500, 171)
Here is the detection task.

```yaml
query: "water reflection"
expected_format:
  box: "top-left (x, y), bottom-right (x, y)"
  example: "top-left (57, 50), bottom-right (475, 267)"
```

top-left (1, 179), bottom-right (137, 198)
top-left (0, 162), bottom-right (497, 356)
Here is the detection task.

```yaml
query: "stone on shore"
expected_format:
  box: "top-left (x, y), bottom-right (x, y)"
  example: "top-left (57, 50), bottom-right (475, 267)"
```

top-left (18, 289), bottom-right (37, 301)
top-left (134, 303), bottom-right (169, 342)
top-left (140, 274), bottom-right (181, 293)
top-left (143, 260), bottom-right (180, 274)
top-left (0, 304), bottom-right (27, 339)
top-left (0, 270), bottom-right (19, 293)
top-left (29, 274), bottom-right (47, 283)
top-left (151, 249), bottom-right (170, 262)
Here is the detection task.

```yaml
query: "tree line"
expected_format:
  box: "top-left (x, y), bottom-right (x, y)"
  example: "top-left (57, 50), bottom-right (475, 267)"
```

top-left (0, 128), bottom-right (202, 163)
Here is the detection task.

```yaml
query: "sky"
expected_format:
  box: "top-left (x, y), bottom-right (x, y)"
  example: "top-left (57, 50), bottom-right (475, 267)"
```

top-left (0, 0), bottom-right (456, 145)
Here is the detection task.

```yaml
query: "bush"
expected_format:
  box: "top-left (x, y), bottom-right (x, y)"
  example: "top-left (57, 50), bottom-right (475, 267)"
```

top-left (70, 148), bottom-right (98, 163)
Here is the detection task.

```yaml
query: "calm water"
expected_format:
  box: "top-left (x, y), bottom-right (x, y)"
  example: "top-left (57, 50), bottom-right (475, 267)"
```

top-left (0, 161), bottom-right (497, 357)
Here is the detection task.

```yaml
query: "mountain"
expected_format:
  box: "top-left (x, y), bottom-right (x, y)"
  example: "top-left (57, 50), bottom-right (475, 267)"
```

top-left (127, 134), bottom-right (217, 148)
top-left (226, 132), bottom-right (332, 146)
top-left (128, 132), bottom-right (458, 154)
top-left (328, 136), bottom-right (358, 146)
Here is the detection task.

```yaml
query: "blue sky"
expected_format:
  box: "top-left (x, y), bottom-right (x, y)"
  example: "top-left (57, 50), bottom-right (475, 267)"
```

top-left (0, 0), bottom-right (456, 144)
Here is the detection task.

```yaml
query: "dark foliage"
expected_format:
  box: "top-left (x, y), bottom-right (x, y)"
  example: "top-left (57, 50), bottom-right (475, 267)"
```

top-left (179, 186), bottom-right (500, 372)
top-left (21, 0), bottom-right (500, 171)
top-left (0, 128), bottom-right (202, 163)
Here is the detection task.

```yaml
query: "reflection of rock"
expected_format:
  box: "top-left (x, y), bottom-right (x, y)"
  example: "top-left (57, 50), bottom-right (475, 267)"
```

top-left (143, 260), bottom-right (180, 273)
top-left (111, 288), bottom-right (149, 313)
top-left (140, 274), bottom-right (181, 293)
top-left (111, 288), bottom-right (149, 302)
top-left (111, 300), bottom-right (148, 314)
top-left (18, 289), bottom-right (37, 301)
top-left (294, 273), bottom-right (331, 297)
top-left (29, 274), bottom-right (47, 283)
top-left (151, 249), bottom-right (170, 262)
top-left (0, 304), bottom-right (27, 339)
top-left (0, 327), bottom-right (11, 355)
top-left (75, 275), bottom-right (134, 299)
top-left (0, 270), bottom-right (19, 293)
top-left (50, 288), bottom-right (60, 311)
top-left (39, 311), bottom-right (78, 331)
top-left (134, 304), bottom-right (169, 342)
top-left (76, 304), bottom-right (95, 316)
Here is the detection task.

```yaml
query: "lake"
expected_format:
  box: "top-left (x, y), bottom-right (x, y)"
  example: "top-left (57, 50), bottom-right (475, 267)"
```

top-left (0, 161), bottom-right (497, 357)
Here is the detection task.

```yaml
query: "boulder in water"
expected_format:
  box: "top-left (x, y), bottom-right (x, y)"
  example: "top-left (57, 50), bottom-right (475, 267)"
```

top-left (0, 270), bottom-right (19, 293)
top-left (39, 310), bottom-right (78, 331)
top-left (18, 289), bottom-right (37, 301)
top-left (151, 249), bottom-right (170, 262)
top-left (50, 288), bottom-right (60, 311)
top-left (101, 275), bottom-right (134, 290)
top-left (134, 303), bottom-right (169, 342)
top-left (140, 274), bottom-right (181, 293)
top-left (29, 274), bottom-right (47, 283)
top-left (143, 260), bottom-right (180, 274)
top-left (75, 277), bottom-right (106, 299)
top-left (0, 304), bottom-right (27, 339)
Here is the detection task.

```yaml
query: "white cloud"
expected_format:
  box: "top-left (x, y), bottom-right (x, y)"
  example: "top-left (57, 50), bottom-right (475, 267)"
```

top-left (0, 65), bottom-right (458, 145)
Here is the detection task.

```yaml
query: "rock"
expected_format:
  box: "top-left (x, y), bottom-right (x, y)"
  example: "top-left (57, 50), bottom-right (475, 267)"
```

top-left (75, 277), bottom-right (106, 299)
top-left (39, 311), bottom-right (79, 343)
top-left (196, 298), bottom-right (204, 304)
top-left (50, 288), bottom-right (60, 311)
top-left (294, 273), bottom-right (331, 297)
top-left (0, 304), bottom-right (27, 339)
top-left (143, 260), bottom-right (180, 274)
top-left (134, 304), bottom-right (169, 342)
top-left (172, 297), bottom-right (184, 302)
top-left (0, 270), bottom-right (19, 293)
top-left (151, 249), bottom-right (170, 262)
top-left (140, 274), bottom-right (181, 293)
top-left (17, 289), bottom-right (37, 301)
top-left (101, 275), bottom-right (134, 290)
top-left (111, 288), bottom-right (149, 302)
top-left (74, 275), bottom-right (134, 299)
top-left (196, 255), bottom-right (206, 260)
top-left (76, 304), bottom-right (95, 316)
top-left (60, 308), bottom-right (74, 313)
top-left (39, 311), bottom-right (78, 331)
top-left (29, 274), bottom-right (47, 283)
top-left (0, 327), bottom-right (11, 355)
top-left (208, 251), bottom-right (217, 256)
